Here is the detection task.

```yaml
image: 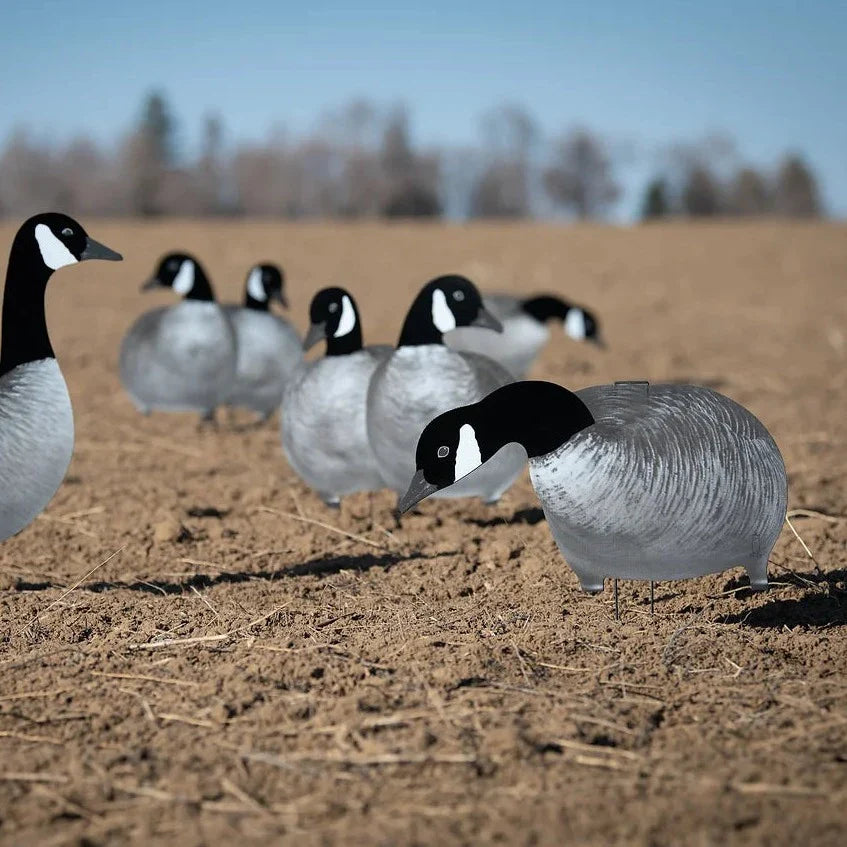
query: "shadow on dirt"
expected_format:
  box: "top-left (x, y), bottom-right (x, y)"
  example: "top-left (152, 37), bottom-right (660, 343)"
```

top-left (468, 507), bottom-right (546, 528)
top-left (15, 550), bottom-right (447, 597)
top-left (720, 568), bottom-right (847, 628)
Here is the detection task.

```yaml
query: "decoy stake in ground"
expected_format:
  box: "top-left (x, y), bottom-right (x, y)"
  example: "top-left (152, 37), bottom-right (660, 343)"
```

top-left (0, 213), bottom-right (122, 541)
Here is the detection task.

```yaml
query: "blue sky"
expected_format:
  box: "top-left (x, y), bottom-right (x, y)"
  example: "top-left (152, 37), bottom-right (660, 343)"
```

top-left (2, 0), bottom-right (845, 219)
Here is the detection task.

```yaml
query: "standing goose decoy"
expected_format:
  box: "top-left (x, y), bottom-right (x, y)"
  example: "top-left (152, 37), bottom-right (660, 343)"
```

top-left (119, 253), bottom-right (237, 422)
top-left (446, 294), bottom-right (603, 379)
top-left (0, 213), bottom-right (122, 541)
top-left (367, 275), bottom-right (526, 505)
top-left (398, 380), bottom-right (787, 600)
top-left (282, 287), bottom-right (391, 507)
top-left (223, 263), bottom-right (303, 421)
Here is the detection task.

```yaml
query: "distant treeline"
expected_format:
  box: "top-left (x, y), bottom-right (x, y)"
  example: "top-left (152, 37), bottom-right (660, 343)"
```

top-left (0, 91), bottom-right (824, 221)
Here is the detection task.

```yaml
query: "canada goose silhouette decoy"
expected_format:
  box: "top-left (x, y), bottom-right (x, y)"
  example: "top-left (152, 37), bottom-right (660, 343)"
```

top-left (367, 275), bottom-right (526, 506)
top-left (446, 293), bottom-right (603, 378)
top-left (0, 213), bottom-right (121, 541)
top-left (223, 263), bottom-right (302, 422)
top-left (119, 253), bottom-right (237, 422)
top-left (282, 287), bottom-right (391, 507)
top-left (398, 380), bottom-right (787, 612)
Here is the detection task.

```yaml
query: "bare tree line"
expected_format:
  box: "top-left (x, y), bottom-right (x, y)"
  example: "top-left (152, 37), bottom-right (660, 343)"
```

top-left (0, 91), bottom-right (824, 221)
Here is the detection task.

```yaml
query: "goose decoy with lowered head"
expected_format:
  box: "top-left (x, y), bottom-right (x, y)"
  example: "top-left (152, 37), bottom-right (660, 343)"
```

top-left (0, 213), bottom-right (121, 541)
top-left (282, 287), bottom-right (391, 507)
top-left (119, 253), bottom-right (237, 421)
top-left (366, 275), bottom-right (526, 505)
top-left (223, 263), bottom-right (303, 421)
top-left (399, 380), bottom-right (787, 601)
top-left (446, 293), bottom-right (603, 379)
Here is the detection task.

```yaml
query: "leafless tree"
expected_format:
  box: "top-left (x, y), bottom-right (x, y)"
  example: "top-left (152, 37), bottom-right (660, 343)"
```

top-left (682, 165), bottom-right (723, 216)
top-left (774, 155), bottom-right (821, 217)
top-left (728, 167), bottom-right (772, 216)
top-left (543, 128), bottom-right (620, 220)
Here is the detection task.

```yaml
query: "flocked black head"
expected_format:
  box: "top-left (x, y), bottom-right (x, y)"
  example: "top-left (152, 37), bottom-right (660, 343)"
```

top-left (303, 287), bottom-right (363, 356)
top-left (397, 274), bottom-right (503, 347)
top-left (244, 263), bottom-right (287, 311)
top-left (142, 252), bottom-right (215, 301)
top-left (522, 294), bottom-right (603, 346)
top-left (397, 381), bottom-right (596, 513)
top-left (1, 212), bottom-right (122, 377)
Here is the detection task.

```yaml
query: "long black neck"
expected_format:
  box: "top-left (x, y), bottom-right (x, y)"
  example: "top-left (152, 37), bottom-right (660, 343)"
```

top-left (185, 263), bottom-right (215, 302)
top-left (521, 295), bottom-right (571, 324)
top-left (325, 310), bottom-right (363, 356)
top-left (244, 292), bottom-right (270, 311)
top-left (398, 288), bottom-right (443, 347)
top-left (0, 232), bottom-right (54, 377)
top-left (472, 381), bottom-right (595, 459)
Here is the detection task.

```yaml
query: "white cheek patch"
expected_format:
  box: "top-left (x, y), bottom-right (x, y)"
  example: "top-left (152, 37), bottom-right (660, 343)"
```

top-left (334, 294), bottom-right (356, 337)
top-left (454, 423), bottom-right (482, 481)
top-left (34, 224), bottom-right (77, 270)
top-left (246, 267), bottom-right (266, 301)
top-left (431, 288), bottom-right (457, 334)
top-left (564, 308), bottom-right (586, 341)
top-left (172, 260), bottom-right (195, 296)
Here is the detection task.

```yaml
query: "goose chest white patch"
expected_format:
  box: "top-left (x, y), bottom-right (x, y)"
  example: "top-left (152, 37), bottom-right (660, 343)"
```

top-left (34, 224), bottom-right (77, 270)
top-left (431, 288), bottom-right (457, 334)
top-left (455, 423), bottom-right (482, 480)
top-left (246, 267), bottom-right (266, 302)
top-left (172, 260), bottom-right (195, 296)
top-left (564, 308), bottom-right (586, 340)
top-left (334, 294), bottom-right (356, 337)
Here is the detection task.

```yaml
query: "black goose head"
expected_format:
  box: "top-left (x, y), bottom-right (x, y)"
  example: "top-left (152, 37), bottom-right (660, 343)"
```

top-left (398, 275), bottom-right (502, 347)
top-left (244, 263), bottom-right (287, 311)
top-left (521, 295), bottom-right (604, 347)
top-left (1, 213), bottom-right (122, 377)
top-left (13, 212), bottom-right (122, 278)
top-left (397, 381), bottom-right (595, 514)
top-left (142, 252), bottom-right (215, 301)
top-left (303, 287), bottom-right (363, 356)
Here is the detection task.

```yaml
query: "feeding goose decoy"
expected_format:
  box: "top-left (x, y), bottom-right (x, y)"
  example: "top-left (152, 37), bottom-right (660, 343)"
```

top-left (367, 275), bottom-right (526, 505)
top-left (398, 380), bottom-right (787, 602)
top-left (223, 263), bottom-right (302, 421)
top-left (119, 252), bottom-right (237, 422)
top-left (0, 213), bottom-right (122, 541)
top-left (282, 287), bottom-right (391, 507)
top-left (446, 294), bottom-right (603, 378)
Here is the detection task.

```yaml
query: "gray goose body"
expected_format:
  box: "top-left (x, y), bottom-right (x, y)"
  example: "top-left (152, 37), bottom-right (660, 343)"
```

top-left (532, 383), bottom-right (787, 590)
top-left (120, 301), bottom-right (237, 415)
top-left (283, 346), bottom-right (391, 503)
top-left (367, 345), bottom-right (526, 499)
top-left (0, 360), bottom-right (74, 539)
top-left (0, 213), bottom-right (121, 541)
top-left (446, 295), bottom-right (549, 379)
top-left (224, 307), bottom-right (302, 417)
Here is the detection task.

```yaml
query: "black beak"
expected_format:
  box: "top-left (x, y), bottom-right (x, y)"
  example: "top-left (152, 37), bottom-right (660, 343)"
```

top-left (396, 469), bottom-right (440, 515)
top-left (303, 322), bottom-right (327, 351)
top-left (80, 236), bottom-right (122, 262)
top-left (471, 307), bottom-right (503, 333)
top-left (274, 289), bottom-right (289, 309)
top-left (141, 277), bottom-right (161, 291)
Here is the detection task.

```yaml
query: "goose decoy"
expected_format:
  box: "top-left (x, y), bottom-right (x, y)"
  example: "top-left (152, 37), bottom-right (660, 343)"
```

top-left (282, 287), bottom-right (391, 507)
top-left (446, 294), bottom-right (603, 378)
top-left (119, 253), bottom-right (237, 422)
top-left (398, 380), bottom-right (787, 598)
top-left (366, 275), bottom-right (526, 505)
top-left (0, 213), bottom-right (121, 541)
top-left (223, 263), bottom-right (302, 421)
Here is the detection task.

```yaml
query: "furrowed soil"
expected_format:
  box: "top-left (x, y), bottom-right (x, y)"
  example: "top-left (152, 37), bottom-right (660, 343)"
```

top-left (0, 220), bottom-right (845, 847)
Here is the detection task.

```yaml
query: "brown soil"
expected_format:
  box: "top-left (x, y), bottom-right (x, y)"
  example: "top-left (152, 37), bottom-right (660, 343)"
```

top-left (0, 220), bottom-right (845, 846)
